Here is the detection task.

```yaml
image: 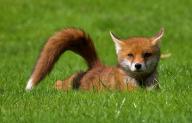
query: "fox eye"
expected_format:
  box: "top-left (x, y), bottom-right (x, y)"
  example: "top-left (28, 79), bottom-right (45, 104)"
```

top-left (127, 53), bottom-right (134, 58)
top-left (144, 53), bottom-right (152, 58)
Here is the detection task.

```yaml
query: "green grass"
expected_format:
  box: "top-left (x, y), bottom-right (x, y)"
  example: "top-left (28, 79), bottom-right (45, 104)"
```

top-left (0, 0), bottom-right (192, 122)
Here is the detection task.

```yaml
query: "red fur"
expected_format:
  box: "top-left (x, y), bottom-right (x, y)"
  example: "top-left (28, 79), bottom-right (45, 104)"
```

top-left (29, 28), bottom-right (101, 87)
top-left (27, 28), bottom-right (163, 91)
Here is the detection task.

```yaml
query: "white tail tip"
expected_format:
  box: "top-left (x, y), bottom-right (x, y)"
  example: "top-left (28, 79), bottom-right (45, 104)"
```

top-left (25, 78), bottom-right (34, 91)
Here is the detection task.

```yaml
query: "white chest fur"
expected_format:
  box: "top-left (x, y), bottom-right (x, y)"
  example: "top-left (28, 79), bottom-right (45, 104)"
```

top-left (123, 75), bottom-right (139, 87)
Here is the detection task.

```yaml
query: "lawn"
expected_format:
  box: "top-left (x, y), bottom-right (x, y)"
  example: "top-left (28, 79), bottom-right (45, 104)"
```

top-left (0, 0), bottom-right (192, 122)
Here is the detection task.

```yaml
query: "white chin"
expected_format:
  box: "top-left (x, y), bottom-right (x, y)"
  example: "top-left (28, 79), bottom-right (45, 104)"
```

top-left (130, 68), bottom-right (146, 73)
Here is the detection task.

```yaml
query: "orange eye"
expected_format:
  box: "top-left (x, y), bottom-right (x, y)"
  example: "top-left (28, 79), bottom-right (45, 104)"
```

top-left (144, 53), bottom-right (152, 58)
top-left (127, 53), bottom-right (134, 58)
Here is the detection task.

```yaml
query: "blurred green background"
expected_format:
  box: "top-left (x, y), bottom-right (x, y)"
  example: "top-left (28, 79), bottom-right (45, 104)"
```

top-left (0, 0), bottom-right (192, 123)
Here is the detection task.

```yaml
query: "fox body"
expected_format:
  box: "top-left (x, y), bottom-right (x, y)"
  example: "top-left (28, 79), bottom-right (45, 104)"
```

top-left (26, 28), bottom-right (164, 91)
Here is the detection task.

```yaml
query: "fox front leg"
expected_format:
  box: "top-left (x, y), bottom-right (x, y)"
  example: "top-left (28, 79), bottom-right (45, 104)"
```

top-left (123, 77), bottom-right (139, 91)
top-left (144, 72), bottom-right (160, 90)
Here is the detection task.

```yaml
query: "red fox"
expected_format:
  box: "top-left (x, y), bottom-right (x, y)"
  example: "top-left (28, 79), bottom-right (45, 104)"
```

top-left (26, 28), bottom-right (164, 91)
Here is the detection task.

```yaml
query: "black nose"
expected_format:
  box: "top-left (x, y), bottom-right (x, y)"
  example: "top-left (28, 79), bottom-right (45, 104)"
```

top-left (135, 63), bottom-right (142, 70)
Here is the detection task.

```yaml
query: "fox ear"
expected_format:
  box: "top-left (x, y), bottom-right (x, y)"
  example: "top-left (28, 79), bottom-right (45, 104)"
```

top-left (110, 31), bottom-right (123, 54)
top-left (151, 28), bottom-right (164, 46)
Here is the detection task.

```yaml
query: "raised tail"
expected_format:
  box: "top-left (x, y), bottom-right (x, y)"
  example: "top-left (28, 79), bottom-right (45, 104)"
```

top-left (26, 28), bottom-right (101, 91)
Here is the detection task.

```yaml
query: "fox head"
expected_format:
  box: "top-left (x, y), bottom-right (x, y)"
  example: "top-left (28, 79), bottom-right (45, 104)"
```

top-left (110, 28), bottom-right (164, 76)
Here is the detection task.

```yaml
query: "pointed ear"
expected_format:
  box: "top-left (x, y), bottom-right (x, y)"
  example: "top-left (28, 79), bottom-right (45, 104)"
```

top-left (110, 31), bottom-right (123, 54)
top-left (151, 28), bottom-right (164, 46)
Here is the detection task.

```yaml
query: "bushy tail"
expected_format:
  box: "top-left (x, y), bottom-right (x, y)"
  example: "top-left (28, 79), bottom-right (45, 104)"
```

top-left (26, 28), bottom-right (101, 91)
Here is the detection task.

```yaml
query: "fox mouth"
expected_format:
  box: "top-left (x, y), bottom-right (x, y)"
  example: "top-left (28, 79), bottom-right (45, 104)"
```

top-left (134, 70), bottom-right (143, 72)
top-left (132, 70), bottom-right (145, 73)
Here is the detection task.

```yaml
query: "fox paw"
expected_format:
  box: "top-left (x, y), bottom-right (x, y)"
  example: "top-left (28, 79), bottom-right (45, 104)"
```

top-left (54, 80), bottom-right (63, 90)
